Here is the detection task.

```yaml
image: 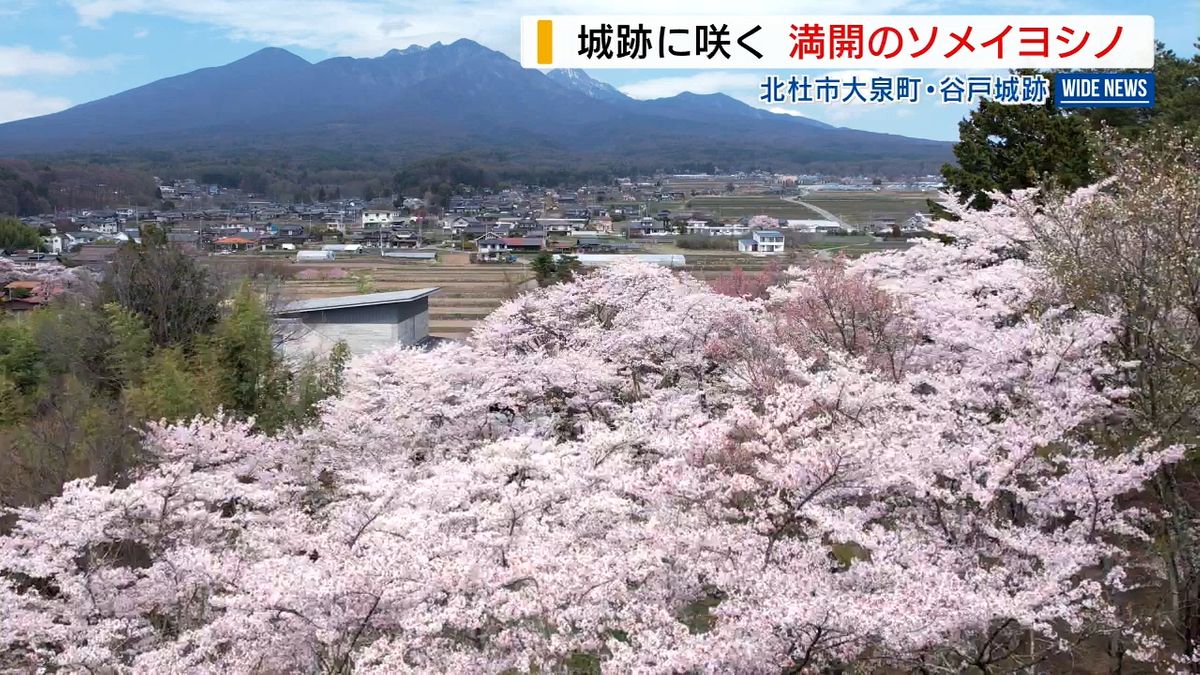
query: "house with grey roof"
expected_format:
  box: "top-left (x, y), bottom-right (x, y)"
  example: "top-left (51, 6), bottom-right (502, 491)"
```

top-left (273, 288), bottom-right (438, 357)
top-left (738, 230), bottom-right (785, 255)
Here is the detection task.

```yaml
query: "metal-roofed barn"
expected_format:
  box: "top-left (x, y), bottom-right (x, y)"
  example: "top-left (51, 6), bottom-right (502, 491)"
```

top-left (273, 288), bottom-right (438, 357)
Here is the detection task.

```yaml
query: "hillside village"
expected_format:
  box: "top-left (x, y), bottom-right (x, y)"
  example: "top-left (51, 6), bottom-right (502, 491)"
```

top-left (16, 171), bottom-right (940, 261)
top-left (4, 170), bottom-right (941, 350)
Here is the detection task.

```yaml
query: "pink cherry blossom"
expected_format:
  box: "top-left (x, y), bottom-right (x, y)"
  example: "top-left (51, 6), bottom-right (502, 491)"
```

top-left (0, 194), bottom-right (1184, 672)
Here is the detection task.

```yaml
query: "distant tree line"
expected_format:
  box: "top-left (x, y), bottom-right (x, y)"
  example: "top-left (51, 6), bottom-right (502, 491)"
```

top-left (0, 160), bottom-right (158, 216)
top-left (2, 138), bottom-right (953, 219)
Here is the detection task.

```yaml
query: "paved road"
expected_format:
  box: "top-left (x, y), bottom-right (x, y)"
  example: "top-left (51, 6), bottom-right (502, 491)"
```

top-left (781, 195), bottom-right (847, 227)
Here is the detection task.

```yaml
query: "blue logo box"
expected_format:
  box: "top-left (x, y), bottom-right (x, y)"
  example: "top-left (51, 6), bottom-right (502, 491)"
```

top-left (1055, 72), bottom-right (1155, 108)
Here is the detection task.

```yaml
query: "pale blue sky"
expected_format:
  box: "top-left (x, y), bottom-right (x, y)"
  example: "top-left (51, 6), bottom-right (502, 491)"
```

top-left (0, 0), bottom-right (1195, 140)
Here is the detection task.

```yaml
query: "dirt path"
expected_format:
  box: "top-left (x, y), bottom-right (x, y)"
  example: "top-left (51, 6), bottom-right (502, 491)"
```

top-left (781, 195), bottom-right (848, 227)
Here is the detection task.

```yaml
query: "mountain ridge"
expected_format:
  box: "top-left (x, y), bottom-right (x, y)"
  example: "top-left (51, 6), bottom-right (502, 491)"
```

top-left (0, 40), bottom-right (951, 175)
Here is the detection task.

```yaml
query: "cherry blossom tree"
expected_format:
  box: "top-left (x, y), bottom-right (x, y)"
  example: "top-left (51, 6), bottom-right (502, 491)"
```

top-left (709, 260), bottom-right (786, 300)
top-left (747, 214), bottom-right (779, 231)
top-left (0, 197), bottom-right (1185, 672)
top-left (0, 257), bottom-right (94, 293)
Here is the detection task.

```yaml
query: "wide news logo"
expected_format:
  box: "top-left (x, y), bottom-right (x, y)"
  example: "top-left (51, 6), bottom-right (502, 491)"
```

top-left (1055, 72), bottom-right (1155, 108)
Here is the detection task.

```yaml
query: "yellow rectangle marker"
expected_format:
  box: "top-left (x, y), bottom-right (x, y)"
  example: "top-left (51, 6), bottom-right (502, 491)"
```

top-left (537, 20), bottom-right (553, 64)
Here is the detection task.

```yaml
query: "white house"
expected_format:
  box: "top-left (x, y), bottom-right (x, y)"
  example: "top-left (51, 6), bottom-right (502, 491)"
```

top-left (687, 221), bottom-right (750, 237)
top-left (63, 231), bottom-right (103, 249)
top-left (362, 208), bottom-right (400, 227)
top-left (444, 216), bottom-right (478, 233)
top-left (114, 229), bottom-right (142, 245)
top-left (475, 234), bottom-right (509, 262)
top-left (82, 221), bottom-right (120, 235)
top-left (738, 230), bottom-right (785, 255)
top-left (40, 235), bottom-right (64, 254)
top-left (536, 218), bottom-right (585, 233)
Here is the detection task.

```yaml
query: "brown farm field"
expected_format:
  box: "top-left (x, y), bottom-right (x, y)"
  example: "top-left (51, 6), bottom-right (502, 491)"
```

top-left (250, 253), bottom-right (535, 340)
top-left (227, 243), bottom-right (905, 340)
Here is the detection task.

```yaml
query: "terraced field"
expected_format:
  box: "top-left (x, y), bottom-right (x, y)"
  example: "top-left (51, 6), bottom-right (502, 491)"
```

top-left (275, 251), bottom-right (807, 339)
top-left (278, 253), bottom-right (535, 340)
top-left (258, 246), bottom-right (904, 342)
top-left (674, 251), bottom-right (823, 281)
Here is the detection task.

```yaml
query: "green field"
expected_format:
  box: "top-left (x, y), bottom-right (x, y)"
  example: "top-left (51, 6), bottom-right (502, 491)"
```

top-left (684, 196), bottom-right (819, 220)
top-left (605, 200), bottom-right (687, 216)
top-left (795, 191), bottom-right (935, 226)
top-left (682, 192), bottom-right (936, 226)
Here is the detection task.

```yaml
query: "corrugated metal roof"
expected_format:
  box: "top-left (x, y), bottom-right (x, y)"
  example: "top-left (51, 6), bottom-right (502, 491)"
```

top-left (276, 287), bottom-right (439, 315)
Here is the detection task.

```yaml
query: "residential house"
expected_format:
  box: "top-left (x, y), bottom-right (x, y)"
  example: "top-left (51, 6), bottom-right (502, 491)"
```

top-left (445, 216), bottom-right (480, 234)
top-left (625, 217), bottom-right (673, 238)
top-left (501, 237), bottom-right (545, 253)
top-left (214, 235), bottom-right (257, 251)
top-left (2, 280), bottom-right (62, 311)
top-left (455, 223), bottom-right (489, 241)
top-left (269, 223), bottom-right (306, 238)
top-left (687, 221), bottom-right (750, 237)
top-left (738, 230), bottom-right (786, 255)
top-left (41, 234), bottom-right (64, 254)
top-left (476, 234), bottom-right (510, 262)
top-left (65, 231), bottom-right (105, 249)
top-left (448, 196), bottom-right (481, 214)
top-left (82, 215), bottom-right (120, 235)
top-left (115, 229), bottom-right (142, 245)
top-left (536, 218), bottom-right (584, 234)
top-left (389, 228), bottom-right (420, 248)
top-left (362, 208), bottom-right (401, 228)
